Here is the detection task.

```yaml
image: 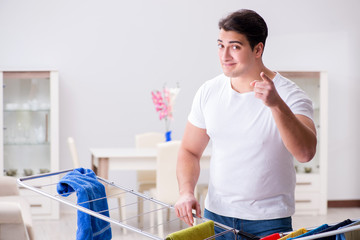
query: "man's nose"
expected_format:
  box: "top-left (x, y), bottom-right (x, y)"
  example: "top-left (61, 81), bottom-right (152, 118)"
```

top-left (221, 47), bottom-right (232, 61)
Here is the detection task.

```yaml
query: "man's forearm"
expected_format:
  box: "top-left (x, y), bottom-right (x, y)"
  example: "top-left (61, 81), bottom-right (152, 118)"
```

top-left (176, 147), bottom-right (201, 196)
top-left (271, 101), bottom-right (317, 163)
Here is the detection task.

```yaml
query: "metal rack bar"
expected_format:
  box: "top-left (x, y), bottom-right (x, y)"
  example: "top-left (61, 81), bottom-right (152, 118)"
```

top-left (289, 223), bottom-right (360, 240)
top-left (17, 169), bottom-right (237, 240)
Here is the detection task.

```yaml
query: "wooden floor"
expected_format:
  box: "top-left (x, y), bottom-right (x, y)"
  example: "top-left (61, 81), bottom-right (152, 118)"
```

top-left (32, 208), bottom-right (360, 239)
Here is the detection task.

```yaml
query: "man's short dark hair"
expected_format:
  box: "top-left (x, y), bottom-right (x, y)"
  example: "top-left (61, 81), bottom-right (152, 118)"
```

top-left (218, 9), bottom-right (268, 50)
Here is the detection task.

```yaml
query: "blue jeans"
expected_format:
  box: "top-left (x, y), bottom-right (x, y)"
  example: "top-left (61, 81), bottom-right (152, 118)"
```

top-left (204, 209), bottom-right (293, 239)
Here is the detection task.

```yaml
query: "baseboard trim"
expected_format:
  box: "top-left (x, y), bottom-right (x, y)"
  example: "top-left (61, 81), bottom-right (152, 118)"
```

top-left (328, 200), bottom-right (360, 208)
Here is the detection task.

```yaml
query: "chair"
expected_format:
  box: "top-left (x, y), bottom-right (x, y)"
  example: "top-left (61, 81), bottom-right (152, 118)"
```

top-left (0, 176), bottom-right (34, 240)
top-left (67, 137), bottom-right (80, 168)
top-left (67, 137), bottom-right (128, 233)
top-left (149, 140), bottom-right (181, 236)
top-left (135, 132), bottom-right (165, 149)
top-left (154, 141), bottom-right (180, 205)
top-left (135, 132), bottom-right (165, 225)
top-left (151, 141), bottom-right (209, 236)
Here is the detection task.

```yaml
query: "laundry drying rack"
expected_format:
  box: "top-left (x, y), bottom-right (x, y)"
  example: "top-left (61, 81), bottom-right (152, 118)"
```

top-left (17, 169), bottom-right (239, 240)
top-left (17, 169), bottom-right (360, 240)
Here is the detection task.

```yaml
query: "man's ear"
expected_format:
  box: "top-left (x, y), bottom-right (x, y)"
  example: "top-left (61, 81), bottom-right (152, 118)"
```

top-left (254, 42), bottom-right (264, 58)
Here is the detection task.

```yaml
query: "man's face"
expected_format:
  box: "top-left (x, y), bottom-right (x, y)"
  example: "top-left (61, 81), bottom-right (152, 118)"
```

top-left (217, 29), bottom-right (257, 78)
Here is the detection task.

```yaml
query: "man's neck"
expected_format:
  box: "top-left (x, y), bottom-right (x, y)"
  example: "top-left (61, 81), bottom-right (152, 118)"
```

top-left (230, 67), bottom-right (276, 93)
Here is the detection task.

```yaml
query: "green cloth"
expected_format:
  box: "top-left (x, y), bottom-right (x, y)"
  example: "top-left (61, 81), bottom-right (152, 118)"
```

top-left (166, 220), bottom-right (215, 240)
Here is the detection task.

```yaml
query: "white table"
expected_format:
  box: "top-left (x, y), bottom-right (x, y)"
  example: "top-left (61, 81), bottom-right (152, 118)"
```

top-left (90, 147), bottom-right (211, 179)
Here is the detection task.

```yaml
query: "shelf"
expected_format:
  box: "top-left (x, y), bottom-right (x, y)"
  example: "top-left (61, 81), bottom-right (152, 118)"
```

top-left (4, 142), bottom-right (50, 146)
top-left (4, 173), bottom-right (51, 178)
top-left (4, 109), bottom-right (50, 112)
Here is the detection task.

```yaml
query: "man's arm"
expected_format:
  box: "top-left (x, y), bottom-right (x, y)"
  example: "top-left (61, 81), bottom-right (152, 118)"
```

top-left (272, 109), bottom-right (317, 163)
top-left (251, 72), bottom-right (317, 163)
top-left (175, 121), bottom-right (209, 226)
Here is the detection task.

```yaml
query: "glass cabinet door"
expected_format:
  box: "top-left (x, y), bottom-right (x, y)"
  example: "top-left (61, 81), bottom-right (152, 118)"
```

top-left (2, 71), bottom-right (53, 177)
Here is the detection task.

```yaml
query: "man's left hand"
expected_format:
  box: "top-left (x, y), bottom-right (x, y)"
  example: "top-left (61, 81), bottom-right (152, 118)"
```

top-left (250, 72), bottom-right (281, 107)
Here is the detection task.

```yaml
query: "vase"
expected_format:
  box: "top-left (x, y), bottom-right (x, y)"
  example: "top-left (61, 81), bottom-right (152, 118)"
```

top-left (165, 130), bottom-right (172, 142)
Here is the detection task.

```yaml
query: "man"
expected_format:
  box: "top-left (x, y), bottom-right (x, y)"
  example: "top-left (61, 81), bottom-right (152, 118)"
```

top-left (174, 9), bottom-right (317, 238)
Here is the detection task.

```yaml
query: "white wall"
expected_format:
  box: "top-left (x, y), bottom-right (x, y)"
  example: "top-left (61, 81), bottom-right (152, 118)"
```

top-left (0, 0), bottom-right (359, 201)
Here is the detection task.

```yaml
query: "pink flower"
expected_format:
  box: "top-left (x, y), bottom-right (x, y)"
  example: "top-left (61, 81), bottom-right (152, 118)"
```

top-left (151, 85), bottom-right (180, 130)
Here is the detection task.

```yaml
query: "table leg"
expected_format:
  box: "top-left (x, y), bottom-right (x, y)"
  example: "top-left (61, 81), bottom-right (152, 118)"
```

top-left (98, 157), bottom-right (109, 179)
top-left (91, 154), bottom-right (98, 175)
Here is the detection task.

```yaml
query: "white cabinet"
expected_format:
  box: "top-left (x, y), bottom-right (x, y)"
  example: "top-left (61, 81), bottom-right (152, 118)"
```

top-left (0, 71), bottom-right (59, 219)
top-left (279, 71), bottom-right (328, 215)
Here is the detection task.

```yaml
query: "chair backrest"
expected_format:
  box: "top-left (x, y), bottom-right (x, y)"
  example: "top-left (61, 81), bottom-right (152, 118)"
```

top-left (0, 176), bottom-right (19, 196)
top-left (156, 141), bottom-right (181, 204)
top-left (135, 132), bottom-right (165, 148)
top-left (0, 178), bottom-right (33, 240)
top-left (67, 137), bottom-right (80, 168)
top-left (0, 202), bottom-right (30, 240)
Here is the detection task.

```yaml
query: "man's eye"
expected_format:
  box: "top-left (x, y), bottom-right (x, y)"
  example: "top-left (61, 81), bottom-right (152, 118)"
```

top-left (232, 45), bottom-right (240, 50)
top-left (218, 44), bottom-right (223, 49)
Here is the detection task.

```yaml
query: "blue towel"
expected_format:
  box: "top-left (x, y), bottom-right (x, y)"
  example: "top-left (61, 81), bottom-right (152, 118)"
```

top-left (57, 168), bottom-right (112, 240)
top-left (290, 224), bottom-right (329, 239)
top-left (316, 219), bottom-right (352, 240)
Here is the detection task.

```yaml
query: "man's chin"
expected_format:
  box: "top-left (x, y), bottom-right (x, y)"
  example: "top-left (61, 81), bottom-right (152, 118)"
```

top-left (223, 71), bottom-right (236, 78)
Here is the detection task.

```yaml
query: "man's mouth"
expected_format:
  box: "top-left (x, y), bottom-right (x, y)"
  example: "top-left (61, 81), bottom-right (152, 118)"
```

top-left (222, 63), bottom-right (236, 67)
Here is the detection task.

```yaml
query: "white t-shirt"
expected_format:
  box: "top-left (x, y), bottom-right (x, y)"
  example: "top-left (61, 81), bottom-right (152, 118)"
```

top-left (188, 73), bottom-right (313, 220)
